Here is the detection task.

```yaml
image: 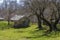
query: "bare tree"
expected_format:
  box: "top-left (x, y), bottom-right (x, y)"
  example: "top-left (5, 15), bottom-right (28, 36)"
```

top-left (23, 0), bottom-right (60, 33)
top-left (3, 0), bottom-right (17, 25)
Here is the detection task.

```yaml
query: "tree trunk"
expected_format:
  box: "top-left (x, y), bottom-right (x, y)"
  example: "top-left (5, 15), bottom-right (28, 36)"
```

top-left (37, 15), bottom-right (43, 30)
top-left (49, 24), bottom-right (58, 32)
top-left (38, 18), bottom-right (43, 30)
top-left (8, 17), bottom-right (10, 25)
top-left (8, 13), bottom-right (11, 25)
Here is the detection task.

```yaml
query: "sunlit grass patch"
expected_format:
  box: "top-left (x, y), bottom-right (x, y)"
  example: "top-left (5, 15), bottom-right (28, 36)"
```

top-left (0, 21), bottom-right (60, 40)
top-left (0, 21), bottom-right (13, 30)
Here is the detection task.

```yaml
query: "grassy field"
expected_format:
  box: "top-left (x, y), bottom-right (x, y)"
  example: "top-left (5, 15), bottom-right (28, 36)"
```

top-left (0, 21), bottom-right (60, 40)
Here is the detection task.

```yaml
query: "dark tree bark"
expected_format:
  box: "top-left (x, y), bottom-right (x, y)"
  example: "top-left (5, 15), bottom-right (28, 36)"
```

top-left (37, 15), bottom-right (43, 30)
top-left (39, 14), bottom-right (60, 32)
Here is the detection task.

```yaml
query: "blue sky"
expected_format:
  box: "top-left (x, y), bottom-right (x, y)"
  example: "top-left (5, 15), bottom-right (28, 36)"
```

top-left (0, 0), bottom-right (24, 6)
top-left (0, 0), bottom-right (21, 4)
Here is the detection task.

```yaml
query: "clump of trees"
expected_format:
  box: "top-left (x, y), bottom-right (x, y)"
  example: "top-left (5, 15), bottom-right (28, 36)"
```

top-left (0, 0), bottom-right (24, 25)
top-left (23, 0), bottom-right (60, 33)
top-left (0, 0), bottom-right (60, 34)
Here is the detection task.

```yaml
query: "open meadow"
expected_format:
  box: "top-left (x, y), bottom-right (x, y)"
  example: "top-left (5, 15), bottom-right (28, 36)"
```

top-left (0, 21), bottom-right (60, 40)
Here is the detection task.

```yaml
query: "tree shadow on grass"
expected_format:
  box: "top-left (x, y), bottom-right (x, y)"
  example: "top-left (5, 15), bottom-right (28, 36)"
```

top-left (26, 34), bottom-right (59, 39)
top-left (25, 30), bottom-right (60, 39)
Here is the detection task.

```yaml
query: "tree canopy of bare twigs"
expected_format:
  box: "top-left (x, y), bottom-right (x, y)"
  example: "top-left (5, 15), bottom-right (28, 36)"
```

top-left (23, 0), bottom-right (60, 33)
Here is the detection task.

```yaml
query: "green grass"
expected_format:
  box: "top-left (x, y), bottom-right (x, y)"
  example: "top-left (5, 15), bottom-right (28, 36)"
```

top-left (0, 21), bottom-right (60, 40)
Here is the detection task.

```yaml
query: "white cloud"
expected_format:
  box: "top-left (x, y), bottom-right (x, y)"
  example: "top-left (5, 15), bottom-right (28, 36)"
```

top-left (17, 0), bottom-right (20, 3)
top-left (0, 0), bottom-right (3, 4)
